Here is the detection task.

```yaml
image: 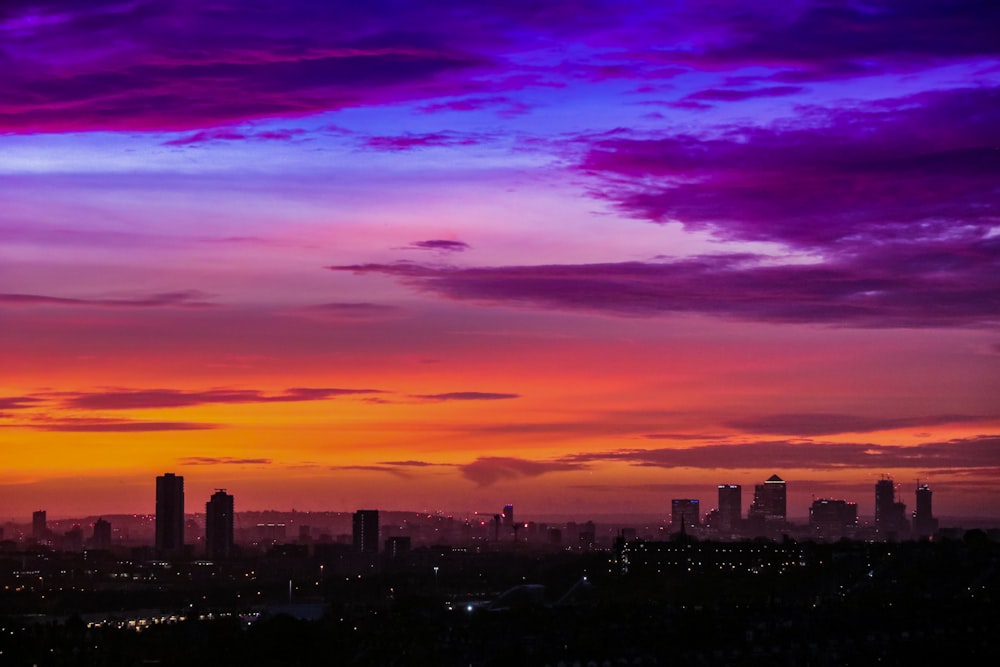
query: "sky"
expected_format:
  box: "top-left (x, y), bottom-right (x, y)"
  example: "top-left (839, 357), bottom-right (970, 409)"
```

top-left (1, 0), bottom-right (999, 521)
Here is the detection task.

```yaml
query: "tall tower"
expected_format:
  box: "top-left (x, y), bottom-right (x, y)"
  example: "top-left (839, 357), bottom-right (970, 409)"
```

top-left (92, 518), bottom-right (112, 550)
top-left (353, 509), bottom-right (379, 554)
top-left (205, 489), bottom-right (234, 560)
top-left (749, 474), bottom-right (786, 523)
top-left (874, 476), bottom-right (908, 539)
top-left (671, 499), bottom-right (701, 529)
top-left (32, 510), bottom-right (47, 541)
top-left (155, 473), bottom-right (185, 556)
top-left (913, 483), bottom-right (938, 539)
top-left (502, 504), bottom-right (514, 527)
top-left (717, 484), bottom-right (741, 530)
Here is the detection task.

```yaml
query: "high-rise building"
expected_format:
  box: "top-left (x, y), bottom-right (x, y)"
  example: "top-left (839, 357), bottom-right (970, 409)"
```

top-left (717, 484), bottom-right (741, 530)
top-left (155, 473), bottom-right (185, 556)
top-left (92, 518), bottom-right (112, 549)
top-left (874, 476), bottom-right (908, 538)
top-left (748, 474), bottom-right (787, 523)
top-left (502, 504), bottom-right (514, 527)
top-left (32, 510), bottom-right (47, 541)
top-left (913, 483), bottom-right (939, 539)
top-left (671, 499), bottom-right (701, 529)
top-left (205, 489), bottom-right (234, 560)
top-left (353, 509), bottom-right (379, 553)
top-left (809, 499), bottom-right (858, 540)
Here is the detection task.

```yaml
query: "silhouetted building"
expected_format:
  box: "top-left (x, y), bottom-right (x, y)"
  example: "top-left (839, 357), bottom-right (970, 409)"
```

top-left (717, 484), bottom-right (741, 530)
top-left (92, 518), bottom-right (112, 549)
top-left (64, 524), bottom-right (84, 551)
top-left (155, 473), bottom-right (184, 556)
top-left (809, 499), bottom-right (858, 540)
top-left (353, 509), bottom-right (379, 553)
top-left (32, 510), bottom-right (47, 541)
top-left (385, 535), bottom-right (411, 558)
top-left (502, 504), bottom-right (514, 527)
top-left (913, 483), bottom-right (939, 539)
top-left (671, 499), bottom-right (701, 529)
top-left (205, 489), bottom-right (234, 560)
top-left (749, 474), bottom-right (787, 523)
top-left (875, 477), bottom-right (908, 539)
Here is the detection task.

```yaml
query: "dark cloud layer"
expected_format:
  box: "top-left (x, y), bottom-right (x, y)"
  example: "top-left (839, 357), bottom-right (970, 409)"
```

top-left (412, 392), bottom-right (521, 401)
top-left (179, 456), bottom-right (272, 465)
top-left (583, 87), bottom-right (1000, 250)
top-left (0, 291), bottom-right (214, 308)
top-left (62, 387), bottom-right (383, 410)
top-left (564, 435), bottom-right (1000, 472)
top-left (331, 245), bottom-right (1000, 328)
top-left (727, 413), bottom-right (993, 436)
top-left (3, 1), bottom-right (997, 133)
top-left (459, 456), bottom-right (586, 486)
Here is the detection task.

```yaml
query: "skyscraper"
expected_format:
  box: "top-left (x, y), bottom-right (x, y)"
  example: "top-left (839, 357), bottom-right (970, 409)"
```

top-left (874, 476), bottom-right (908, 538)
top-left (205, 489), bottom-right (234, 560)
top-left (809, 499), bottom-right (857, 540)
top-left (717, 484), bottom-right (741, 530)
top-left (502, 504), bottom-right (514, 527)
top-left (748, 474), bottom-right (787, 523)
top-left (92, 517), bottom-right (112, 550)
top-left (155, 473), bottom-right (184, 556)
top-left (353, 509), bottom-right (379, 554)
top-left (913, 483), bottom-right (938, 539)
top-left (671, 499), bottom-right (701, 529)
top-left (32, 510), bottom-right (47, 541)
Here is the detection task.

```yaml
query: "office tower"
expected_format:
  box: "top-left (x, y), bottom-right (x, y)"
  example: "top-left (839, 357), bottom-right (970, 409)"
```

top-left (32, 510), bottom-right (47, 541)
top-left (385, 535), bottom-right (411, 558)
top-left (155, 473), bottom-right (185, 556)
top-left (205, 489), bottom-right (234, 560)
top-left (92, 518), bottom-right (112, 549)
top-left (502, 504), bottom-right (514, 527)
top-left (717, 484), bottom-right (742, 530)
top-left (874, 476), bottom-right (908, 538)
top-left (809, 499), bottom-right (858, 540)
top-left (913, 483), bottom-right (939, 539)
top-left (748, 474), bottom-right (787, 523)
top-left (353, 509), bottom-right (379, 553)
top-left (671, 499), bottom-right (701, 529)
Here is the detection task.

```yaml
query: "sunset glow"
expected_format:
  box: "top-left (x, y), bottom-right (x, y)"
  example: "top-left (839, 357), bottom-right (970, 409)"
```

top-left (2, 0), bottom-right (998, 520)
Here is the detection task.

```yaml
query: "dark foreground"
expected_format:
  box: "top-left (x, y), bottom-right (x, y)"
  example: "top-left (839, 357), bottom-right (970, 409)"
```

top-left (1, 534), bottom-right (997, 665)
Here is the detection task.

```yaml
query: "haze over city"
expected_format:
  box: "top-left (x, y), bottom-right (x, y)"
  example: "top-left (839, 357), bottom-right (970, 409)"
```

top-left (2, 0), bottom-right (999, 522)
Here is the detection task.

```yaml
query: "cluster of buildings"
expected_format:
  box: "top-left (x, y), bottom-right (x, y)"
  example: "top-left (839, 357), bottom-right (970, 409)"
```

top-left (672, 474), bottom-right (939, 541)
top-left (18, 472), bottom-right (944, 556)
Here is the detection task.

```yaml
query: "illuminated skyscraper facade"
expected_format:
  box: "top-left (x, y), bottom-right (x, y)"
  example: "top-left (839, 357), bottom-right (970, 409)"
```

top-left (671, 499), bottom-right (701, 529)
top-left (749, 474), bottom-right (787, 523)
top-left (353, 509), bottom-right (379, 553)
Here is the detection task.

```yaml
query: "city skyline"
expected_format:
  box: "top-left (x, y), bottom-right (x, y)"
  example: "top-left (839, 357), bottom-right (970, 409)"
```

top-left (2, 1), bottom-right (999, 519)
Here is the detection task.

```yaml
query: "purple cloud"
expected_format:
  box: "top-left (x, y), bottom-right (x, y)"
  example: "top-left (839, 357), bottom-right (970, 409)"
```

top-left (362, 132), bottom-right (483, 151)
top-left (0, 291), bottom-right (215, 308)
top-left (727, 413), bottom-right (993, 436)
top-left (62, 387), bottom-right (383, 410)
top-left (583, 86), bottom-right (1000, 250)
top-left (406, 239), bottom-right (471, 252)
top-left (563, 435), bottom-right (1000, 471)
top-left (412, 391), bottom-right (520, 401)
top-left (459, 456), bottom-right (587, 486)
top-left (675, 85), bottom-right (805, 104)
top-left (179, 456), bottom-right (272, 465)
top-left (163, 128), bottom-right (306, 146)
top-left (0, 396), bottom-right (42, 410)
top-left (330, 245), bottom-right (1000, 328)
top-left (33, 419), bottom-right (218, 433)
